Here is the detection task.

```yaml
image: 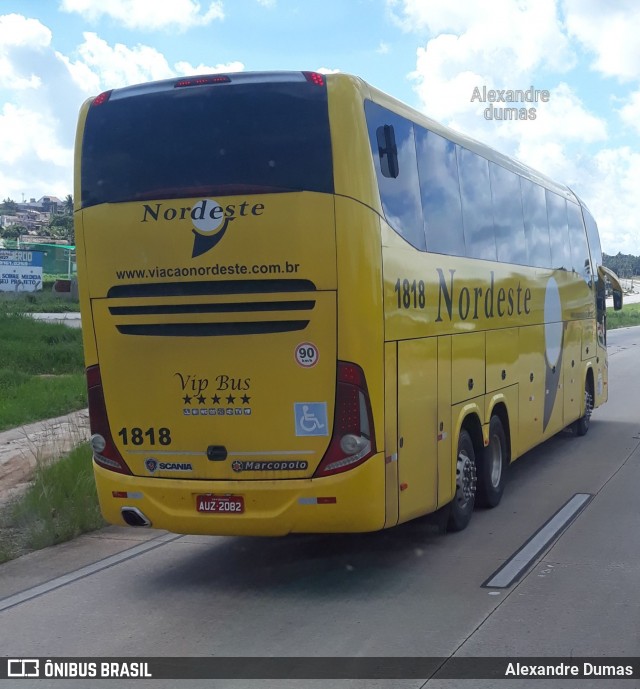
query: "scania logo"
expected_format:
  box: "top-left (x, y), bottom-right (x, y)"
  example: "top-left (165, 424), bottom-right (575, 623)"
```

top-left (141, 198), bottom-right (265, 258)
top-left (145, 458), bottom-right (158, 473)
top-left (144, 458), bottom-right (193, 473)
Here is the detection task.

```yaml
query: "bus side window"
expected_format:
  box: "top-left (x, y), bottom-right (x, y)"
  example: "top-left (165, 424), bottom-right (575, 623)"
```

top-left (566, 201), bottom-right (592, 285)
top-left (521, 178), bottom-right (551, 269)
top-left (415, 126), bottom-right (465, 257)
top-left (365, 100), bottom-right (426, 251)
top-left (546, 190), bottom-right (571, 271)
top-left (456, 147), bottom-right (497, 261)
top-left (489, 162), bottom-right (527, 265)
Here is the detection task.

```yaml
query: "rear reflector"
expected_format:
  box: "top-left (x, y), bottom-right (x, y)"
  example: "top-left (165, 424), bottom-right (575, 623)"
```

top-left (112, 491), bottom-right (143, 499)
top-left (298, 497), bottom-right (337, 505)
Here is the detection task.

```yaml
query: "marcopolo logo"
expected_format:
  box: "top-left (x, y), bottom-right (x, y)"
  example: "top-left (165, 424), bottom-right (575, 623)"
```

top-left (231, 460), bottom-right (309, 473)
top-left (141, 198), bottom-right (265, 258)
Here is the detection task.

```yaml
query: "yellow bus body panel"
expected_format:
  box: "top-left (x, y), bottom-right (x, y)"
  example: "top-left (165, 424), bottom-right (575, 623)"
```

top-left (94, 454), bottom-right (386, 536)
top-left (75, 72), bottom-right (611, 536)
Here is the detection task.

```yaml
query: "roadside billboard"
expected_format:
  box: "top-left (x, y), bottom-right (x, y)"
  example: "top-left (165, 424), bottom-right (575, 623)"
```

top-left (0, 250), bottom-right (44, 292)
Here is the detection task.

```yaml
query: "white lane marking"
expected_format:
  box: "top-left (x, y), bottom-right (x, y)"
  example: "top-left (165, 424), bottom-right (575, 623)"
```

top-left (483, 493), bottom-right (592, 589)
top-left (0, 533), bottom-right (181, 613)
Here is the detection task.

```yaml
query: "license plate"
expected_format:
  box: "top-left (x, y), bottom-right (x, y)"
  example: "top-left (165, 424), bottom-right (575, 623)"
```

top-left (196, 494), bottom-right (244, 514)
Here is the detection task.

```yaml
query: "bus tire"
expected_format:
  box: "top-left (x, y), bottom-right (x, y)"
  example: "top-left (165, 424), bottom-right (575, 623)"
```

top-left (574, 376), bottom-right (594, 437)
top-left (447, 429), bottom-right (477, 532)
top-left (476, 415), bottom-right (508, 508)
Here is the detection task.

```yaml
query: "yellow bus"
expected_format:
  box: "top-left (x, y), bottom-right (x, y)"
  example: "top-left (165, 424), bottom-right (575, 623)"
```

top-left (74, 71), bottom-right (622, 536)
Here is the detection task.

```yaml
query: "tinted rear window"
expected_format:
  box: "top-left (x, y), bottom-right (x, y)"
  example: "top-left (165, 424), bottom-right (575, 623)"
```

top-left (81, 79), bottom-right (334, 208)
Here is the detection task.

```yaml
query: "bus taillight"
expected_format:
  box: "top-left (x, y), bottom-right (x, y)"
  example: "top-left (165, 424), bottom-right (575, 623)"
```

top-left (314, 362), bottom-right (376, 477)
top-left (91, 90), bottom-right (112, 106)
top-left (175, 75), bottom-right (231, 88)
top-left (86, 365), bottom-right (132, 475)
top-left (303, 71), bottom-right (325, 86)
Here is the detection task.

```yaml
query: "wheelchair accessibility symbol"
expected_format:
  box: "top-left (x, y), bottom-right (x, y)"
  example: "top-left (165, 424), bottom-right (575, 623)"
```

top-left (294, 402), bottom-right (329, 437)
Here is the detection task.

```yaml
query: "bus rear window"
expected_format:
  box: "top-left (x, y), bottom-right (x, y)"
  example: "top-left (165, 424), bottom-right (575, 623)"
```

top-left (81, 79), bottom-right (334, 208)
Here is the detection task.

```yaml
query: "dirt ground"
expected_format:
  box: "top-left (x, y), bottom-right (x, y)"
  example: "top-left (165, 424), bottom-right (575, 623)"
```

top-left (0, 409), bottom-right (89, 507)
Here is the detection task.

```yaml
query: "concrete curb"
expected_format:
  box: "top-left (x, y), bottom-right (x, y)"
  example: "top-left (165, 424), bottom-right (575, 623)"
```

top-left (28, 313), bottom-right (82, 328)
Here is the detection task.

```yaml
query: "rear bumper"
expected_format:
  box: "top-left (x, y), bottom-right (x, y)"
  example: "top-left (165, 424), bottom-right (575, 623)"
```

top-left (94, 453), bottom-right (386, 536)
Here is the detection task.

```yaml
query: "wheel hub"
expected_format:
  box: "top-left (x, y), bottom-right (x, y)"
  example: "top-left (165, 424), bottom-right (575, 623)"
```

top-left (584, 388), bottom-right (593, 419)
top-left (456, 451), bottom-right (477, 504)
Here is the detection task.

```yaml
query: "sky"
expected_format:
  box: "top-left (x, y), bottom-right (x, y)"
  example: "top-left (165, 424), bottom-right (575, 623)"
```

top-left (0, 0), bottom-right (638, 255)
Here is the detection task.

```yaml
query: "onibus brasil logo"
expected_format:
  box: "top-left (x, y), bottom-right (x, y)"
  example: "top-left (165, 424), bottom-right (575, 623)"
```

top-left (141, 199), bottom-right (265, 258)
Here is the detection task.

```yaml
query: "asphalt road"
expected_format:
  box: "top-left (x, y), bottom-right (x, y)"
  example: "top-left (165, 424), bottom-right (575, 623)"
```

top-left (1, 327), bottom-right (639, 689)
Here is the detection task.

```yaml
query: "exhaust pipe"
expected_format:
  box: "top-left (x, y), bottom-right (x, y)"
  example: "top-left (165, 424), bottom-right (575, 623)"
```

top-left (121, 507), bottom-right (152, 527)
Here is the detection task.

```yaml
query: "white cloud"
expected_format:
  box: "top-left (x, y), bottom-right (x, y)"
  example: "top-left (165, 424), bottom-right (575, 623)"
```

top-left (377, 42), bottom-right (390, 55)
top-left (0, 14), bottom-right (93, 199)
top-left (174, 60), bottom-right (244, 75)
top-left (563, 0), bottom-right (640, 81)
top-left (56, 50), bottom-right (101, 95)
top-left (316, 67), bottom-right (340, 75)
top-left (515, 83), bottom-right (606, 148)
top-left (0, 14), bottom-right (52, 90)
top-left (390, 0), bottom-right (639, 254)
top-left (59, 0), bottom-right (224, 32)
top-left (574, 147), bottom-right (640, 254)
top-left (0, 19), bottom-right (247, 201)
top-left (390, 0), bottom-right (495, 34)
top-left (0, 103), bottom-right (69, 167)
top-left (406, 0), bottom-right (574, 124)
top-left (256, 0), bottom-right (276, 7)
top-left (619, 90), bottom-right (640, 136)
top-left (392, 0), bottom-right (573, 72)
top-left (70, 32), bottom-right (174, 90)
top-left (0, 102), bottom-right (72, 200)
top-left (407, 12), bottom-right (603, 167)
top-left (62, 34), bottom-right (246, 92)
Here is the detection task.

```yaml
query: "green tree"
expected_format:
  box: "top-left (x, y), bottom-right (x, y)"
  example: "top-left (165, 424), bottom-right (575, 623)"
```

top-left (48, 214), bottom-right (74, 243)
top-left (0, 198), bottom-right (18, 214)
top-left (0, 223), bottom-right (26, 240)
top-left (603, 252), bottom-right (640, 278)
top-left (63, 194), bottom-right (73, 215)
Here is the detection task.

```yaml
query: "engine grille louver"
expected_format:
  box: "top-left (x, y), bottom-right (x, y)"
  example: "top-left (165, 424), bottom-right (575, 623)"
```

top-left (105, 279), bottom-right (317, 337)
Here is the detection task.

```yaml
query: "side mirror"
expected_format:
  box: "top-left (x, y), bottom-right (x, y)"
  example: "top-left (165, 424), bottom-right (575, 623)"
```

top-left (598, 265), bottom-right (624, 312)
top-left (376, 125), bottom-right (399, 179)
top-left (613, 289), bottom-right (623, 311)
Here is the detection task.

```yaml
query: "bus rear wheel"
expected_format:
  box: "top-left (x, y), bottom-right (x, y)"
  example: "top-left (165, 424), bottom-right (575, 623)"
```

top-left (447, 429), bottom-right (477, 532)
top-left (476, 415), bottom-right (508, 508)
top-left (574, 377), bottom-right (594, 437)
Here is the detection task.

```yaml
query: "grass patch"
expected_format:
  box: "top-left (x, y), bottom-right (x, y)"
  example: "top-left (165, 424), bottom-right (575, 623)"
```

top-left (0, 374), bottom-right (87, 431)
top-left (607, 302), bottom-right (640, 329)
top-left (0, 444), bottom-right (104, 563)
top-left (0, 312), bottom-right (86, 430)
top-left (0, 289), bottom-right (80, 313)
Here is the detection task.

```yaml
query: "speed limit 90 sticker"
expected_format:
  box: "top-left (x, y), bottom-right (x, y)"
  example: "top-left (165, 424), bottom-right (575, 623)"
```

top-left (295, 342), bottom-right (319, 368)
